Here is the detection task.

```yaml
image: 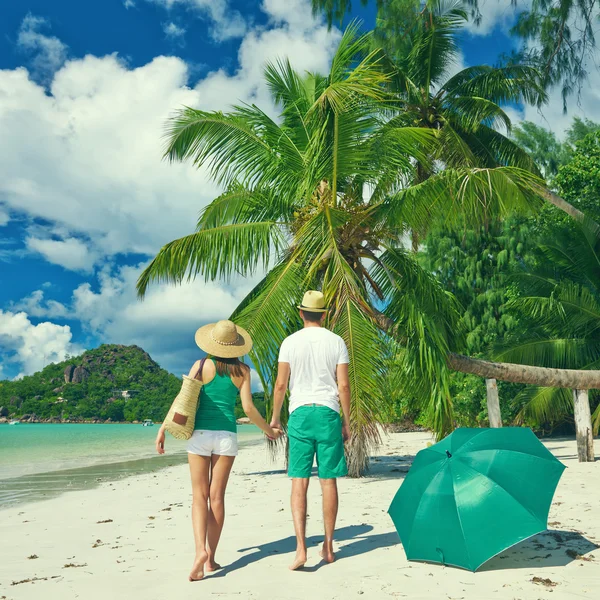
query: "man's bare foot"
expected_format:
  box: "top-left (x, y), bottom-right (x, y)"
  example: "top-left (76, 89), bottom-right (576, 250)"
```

top-left (189, 550), bottom-right (208, 581)
top-left (289, 549), bottom-right (307, 571)
top-left (205, 559), bottom-right (222, 573)
top-left (320, 543), bottom-right (335, 564)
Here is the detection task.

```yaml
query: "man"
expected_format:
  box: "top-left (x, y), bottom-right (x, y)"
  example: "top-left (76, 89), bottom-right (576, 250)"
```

top-left (271, 290), bottom-right (351, 570)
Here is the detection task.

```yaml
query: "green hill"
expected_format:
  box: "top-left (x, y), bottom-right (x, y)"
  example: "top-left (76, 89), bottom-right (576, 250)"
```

top-left (0, 345), bottom-right (182, 423)
top-left (0, 344), bottom-right (267, 424)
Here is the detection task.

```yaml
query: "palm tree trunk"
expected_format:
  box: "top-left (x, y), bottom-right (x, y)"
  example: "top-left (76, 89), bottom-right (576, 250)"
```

top-left (485, 378), bottom-right (502, 428)
top-left (536, 187), bottom-right (586, 222)
top-left (448, 353), bottom-right (600, 388)
top-left (573, 389), bottom-right (595, 462)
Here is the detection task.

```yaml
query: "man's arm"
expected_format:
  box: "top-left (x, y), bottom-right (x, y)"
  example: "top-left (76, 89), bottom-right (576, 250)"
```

top-left (270, 362), bottom-right (291, 429)
top-left (337, 363), bottom-right (351, 441)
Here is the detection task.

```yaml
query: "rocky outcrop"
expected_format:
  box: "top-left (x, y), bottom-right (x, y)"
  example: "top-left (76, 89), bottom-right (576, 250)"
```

top-left (72, 366), bottom-right (90, 384)
top-left (0, 406), bottom-right (8, 417)
top-left (64, 365), bottom-right (76, 383)
top-left (52, 387), bottom-right (63, 394)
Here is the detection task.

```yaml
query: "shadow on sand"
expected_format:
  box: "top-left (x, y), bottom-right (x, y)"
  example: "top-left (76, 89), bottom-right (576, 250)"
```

top-left (480, 530), bottom-right (599, 571)
top-left (209, 524), bottom-right (400, 577)
top-left (246, 453), bottom-right (414, 480)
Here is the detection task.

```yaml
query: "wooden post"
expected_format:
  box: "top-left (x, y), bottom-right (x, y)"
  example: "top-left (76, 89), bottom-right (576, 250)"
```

top-left (573, 389), bottom-right (595, 462)
top-left (486, 378), bottom-right (502, 428)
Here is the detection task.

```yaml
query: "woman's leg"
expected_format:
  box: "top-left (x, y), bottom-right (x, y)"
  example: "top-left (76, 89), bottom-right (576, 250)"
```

top-left (206, 454), bottom-right (235, 571)
top-left (188, 453), bottom-right (212, 581)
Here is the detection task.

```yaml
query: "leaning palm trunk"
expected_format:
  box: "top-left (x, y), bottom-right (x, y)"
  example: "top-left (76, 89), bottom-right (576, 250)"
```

top-left (448, 353), bottom-right (600, 388)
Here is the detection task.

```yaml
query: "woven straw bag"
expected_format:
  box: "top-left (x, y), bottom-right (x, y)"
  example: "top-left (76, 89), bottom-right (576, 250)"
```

top-left (163, 358), bottom-right (206, 440)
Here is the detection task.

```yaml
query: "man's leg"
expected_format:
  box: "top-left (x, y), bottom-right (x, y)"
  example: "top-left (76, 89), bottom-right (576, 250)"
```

top-left (315, 407), bottom-right (348, 565)
top-left (287, 406), bottom-right (316, 571)
top-left (319, 478), bottom-right (338, 563)
top-left (290, 477), bottom-right (310, 570)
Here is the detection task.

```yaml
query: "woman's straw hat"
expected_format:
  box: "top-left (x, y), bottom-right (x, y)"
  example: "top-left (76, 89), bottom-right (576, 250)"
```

top-left (298, 290), bottom-right (328, 313)
top-left (195, 320), bottom-right (253, 358)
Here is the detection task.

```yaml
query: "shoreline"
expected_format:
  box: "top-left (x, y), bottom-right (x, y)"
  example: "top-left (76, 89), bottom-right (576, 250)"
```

top-left (1, 432), bottom-right (598, 600)
top-left (0, 418), bottom-right (256, 425)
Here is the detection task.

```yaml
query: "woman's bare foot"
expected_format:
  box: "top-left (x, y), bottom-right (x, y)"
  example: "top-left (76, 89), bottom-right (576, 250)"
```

top-left (289, 549), bottom-right (307, 571)
top-left (205, 559), bottom-right (222, 573)
top-left (320, 542), bottom-right (335, 564)
top-left (189, 550), bottom-right (208, 581)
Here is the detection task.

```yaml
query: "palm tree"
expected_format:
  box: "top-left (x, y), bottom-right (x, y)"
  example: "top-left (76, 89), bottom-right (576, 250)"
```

top-left (135, 23), bottom-right (572, 475)
top-left (374, 0), bottom-right (547, 250)
top-left (494, 217), bottom-right (600, 459)
top-left (137, 26), bottom-right (479, 475)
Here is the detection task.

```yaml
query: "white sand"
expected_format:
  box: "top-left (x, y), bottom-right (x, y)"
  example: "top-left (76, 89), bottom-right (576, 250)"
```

top-left (1, 432), bottom-right (599, 600)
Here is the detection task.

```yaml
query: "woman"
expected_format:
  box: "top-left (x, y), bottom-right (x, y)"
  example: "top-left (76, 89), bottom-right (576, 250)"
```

top-left (155, 320), bottom-right (280, 581)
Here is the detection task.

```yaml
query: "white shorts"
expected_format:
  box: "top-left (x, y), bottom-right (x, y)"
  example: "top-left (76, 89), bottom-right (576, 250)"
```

top-left (187, 430), bottom-right (238, 457)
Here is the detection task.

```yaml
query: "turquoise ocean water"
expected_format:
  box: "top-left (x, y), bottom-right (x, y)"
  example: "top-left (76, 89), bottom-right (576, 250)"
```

top-left (0, 423), bottom-right (262, 509)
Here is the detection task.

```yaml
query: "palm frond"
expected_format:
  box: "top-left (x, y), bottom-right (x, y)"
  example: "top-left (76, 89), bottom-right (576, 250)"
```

top-left (385, 167), bottom-right (546, 234)
top-left (198, 184), bottom-right (297, 229)
top-left (513, 386), bottom-right (573, 427)
top-left (371, 245), bottom-right (464, 438)
top-left (442, 65), bottom-right (548, 108)
top-left (331, 297), bottom-right (385, 476)
top-left (443, 96), bottom-right (512, 133)
top-left (136, 222), bottom-right (283, 297)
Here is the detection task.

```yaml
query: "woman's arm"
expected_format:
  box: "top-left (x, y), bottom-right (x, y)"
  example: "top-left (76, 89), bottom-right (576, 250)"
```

top-left (155, 423), bottom-right (166, 454)
top-left (156, 360), bottom-right (202, 455)
top-left (240, 369), bottom-right (281, 439)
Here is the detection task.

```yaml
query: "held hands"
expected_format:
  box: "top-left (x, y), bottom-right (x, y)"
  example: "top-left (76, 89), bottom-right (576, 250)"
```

top-left (267, 417), bottom-right (283, 441)
top-left (155, 427), bottom-right (166, 454)
top-left (267, 427), bottom-right (283, 441)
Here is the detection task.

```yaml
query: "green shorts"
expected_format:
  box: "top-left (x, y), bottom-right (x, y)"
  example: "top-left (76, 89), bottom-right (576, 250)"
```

top-left (288, 404), bottom-right (348, 479)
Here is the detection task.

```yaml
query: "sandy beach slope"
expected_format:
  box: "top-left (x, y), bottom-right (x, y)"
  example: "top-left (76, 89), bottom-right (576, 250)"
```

top-left (1, 432), bottom-right (599, 600)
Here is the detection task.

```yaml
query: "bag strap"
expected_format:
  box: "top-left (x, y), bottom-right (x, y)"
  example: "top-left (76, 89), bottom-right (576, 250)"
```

top-left (193, 356), bottom-right (208, 382)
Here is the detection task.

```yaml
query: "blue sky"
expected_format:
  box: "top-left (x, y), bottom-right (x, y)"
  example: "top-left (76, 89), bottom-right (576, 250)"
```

top-left (0, 0), bottom-right (598, 381)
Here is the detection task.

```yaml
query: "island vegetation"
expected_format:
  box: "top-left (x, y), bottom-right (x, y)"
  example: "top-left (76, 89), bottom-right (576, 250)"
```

top-left (0, 344), bottom-right (266, 424)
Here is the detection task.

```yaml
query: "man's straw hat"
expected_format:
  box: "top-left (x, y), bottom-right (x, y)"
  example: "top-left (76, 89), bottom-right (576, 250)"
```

top-left (195, 320), bottom-right (253, 358)
top-left (298, 290), bottom-right (328, 313)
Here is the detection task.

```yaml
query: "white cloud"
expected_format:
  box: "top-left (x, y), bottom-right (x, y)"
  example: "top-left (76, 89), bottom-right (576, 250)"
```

top-left (19, 262), bottom-right (262, 374)
top-left (464, 0), bottom-right (530, 36)
top-left (506, 71), bottom-right (600, 139)
top-left (146, 0), bottom-right (246, 41)
top-left (2, 0), bottom-right (339, 375)
top-left (0, 309), bottom-right (83, 376)
top-left (163, 21), bottom-right (186, 41)
top-left (0, 204), bottom-right (9, 226)
top-left (17, 14), bottom-right (68, 82)
top-left (0, 0), bottom-right (338, 274)
top-left (25, 235), bottom-right (98, 272)
top-left (10, 290), bottom-right (69, 320)
top-left (124, 0), bottom-right (136, 8)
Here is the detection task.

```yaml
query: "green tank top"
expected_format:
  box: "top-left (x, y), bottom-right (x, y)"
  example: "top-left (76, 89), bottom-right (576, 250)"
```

top-left (194, 372), bottom-right (239, 433)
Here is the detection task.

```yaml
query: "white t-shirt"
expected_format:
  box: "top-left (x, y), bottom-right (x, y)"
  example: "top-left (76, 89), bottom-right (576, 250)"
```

top-left (278, 327), bottom-right (349, 414)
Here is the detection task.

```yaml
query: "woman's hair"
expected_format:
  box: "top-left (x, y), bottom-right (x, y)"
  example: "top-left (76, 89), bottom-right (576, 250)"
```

top-left (212, 356), bottom-right (249, 378)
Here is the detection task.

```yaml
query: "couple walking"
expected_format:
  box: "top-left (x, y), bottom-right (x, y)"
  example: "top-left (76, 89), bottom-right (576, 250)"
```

top-left (155, 291), bottom-right (351, 581)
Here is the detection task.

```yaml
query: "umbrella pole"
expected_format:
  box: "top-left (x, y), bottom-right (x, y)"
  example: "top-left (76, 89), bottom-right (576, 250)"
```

top-left (573, 389), bottom-right (595, 462)
top-left (486, 379), bottom-right (502, 428)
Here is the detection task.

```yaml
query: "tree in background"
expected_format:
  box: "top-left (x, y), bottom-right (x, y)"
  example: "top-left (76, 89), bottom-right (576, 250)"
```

top-left (512, 117), bottom-right (600, 181)
top-left (313, 0), bottom-right (600, 106)
top-left (371, 0), bottom-right (545, 250)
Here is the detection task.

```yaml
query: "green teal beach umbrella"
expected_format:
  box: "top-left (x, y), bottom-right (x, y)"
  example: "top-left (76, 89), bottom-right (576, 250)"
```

top-left (388, 428), bottom-right (565, 571)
